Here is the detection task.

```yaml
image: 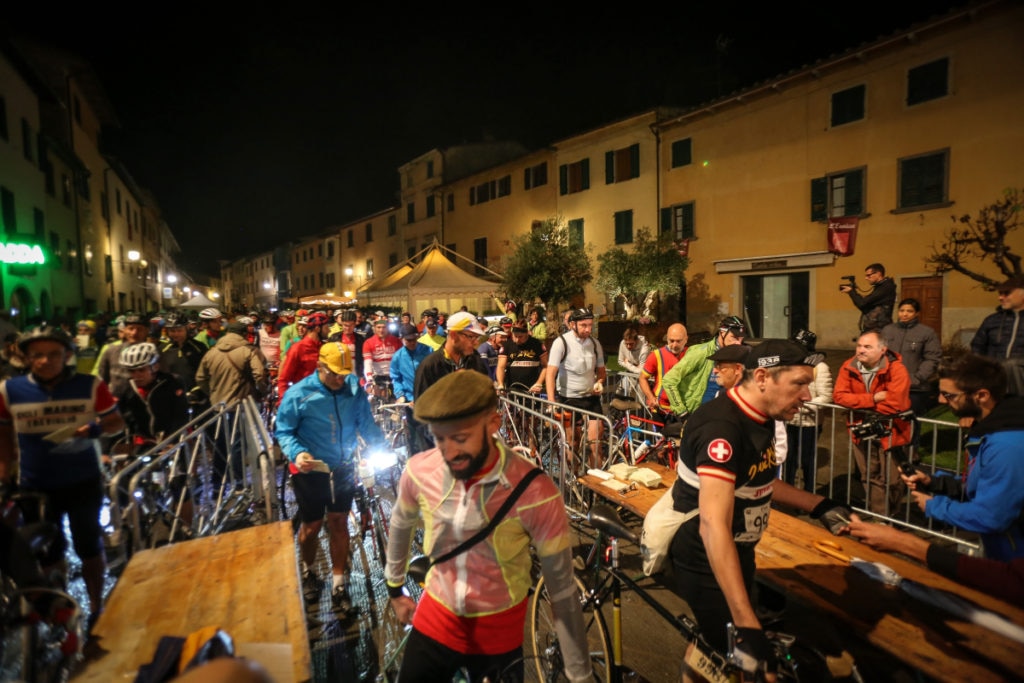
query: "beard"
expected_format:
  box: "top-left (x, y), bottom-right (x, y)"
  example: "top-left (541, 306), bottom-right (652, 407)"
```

top-left (951, 395), bottom-right (982, 419)
top-left (445, 426), bottom-right (493, 481)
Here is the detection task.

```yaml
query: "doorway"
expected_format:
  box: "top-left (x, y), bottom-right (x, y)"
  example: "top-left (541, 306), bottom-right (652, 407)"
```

top-left (899, 276), bottom-right (942, 337)
top-left (741, 272), bottom-right (809, 339)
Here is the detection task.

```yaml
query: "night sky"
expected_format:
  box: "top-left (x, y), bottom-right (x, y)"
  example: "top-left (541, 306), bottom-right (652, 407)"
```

top-left (8, 3), bottom-right (960, 278)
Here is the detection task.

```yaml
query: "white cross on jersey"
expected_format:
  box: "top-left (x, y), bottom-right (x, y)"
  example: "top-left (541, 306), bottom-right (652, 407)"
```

top-left (707, 438), bottom-right (733, 463)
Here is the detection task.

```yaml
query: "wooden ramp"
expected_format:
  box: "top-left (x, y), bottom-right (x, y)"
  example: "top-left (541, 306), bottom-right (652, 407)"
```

top-left (74, 521), bottom-right (311, 682)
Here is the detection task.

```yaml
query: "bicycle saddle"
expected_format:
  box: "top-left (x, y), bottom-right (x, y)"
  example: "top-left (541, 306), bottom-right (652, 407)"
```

top-left (587, 504), bottom-right (640, 545)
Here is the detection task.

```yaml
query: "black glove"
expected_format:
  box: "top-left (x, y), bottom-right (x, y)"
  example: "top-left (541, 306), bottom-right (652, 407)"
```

top-left (810, 497), bottom-right (852, 535)
top-left (730, 627), bottom-right (776, 677)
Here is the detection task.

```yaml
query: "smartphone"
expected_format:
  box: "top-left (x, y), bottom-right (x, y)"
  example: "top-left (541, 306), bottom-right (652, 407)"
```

top-left (899, 462), bottom-right (916, 477)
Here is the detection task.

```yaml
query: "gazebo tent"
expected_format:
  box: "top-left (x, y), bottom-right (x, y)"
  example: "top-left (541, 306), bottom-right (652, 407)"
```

top-left (358, 241), bottom-right (501, 315)
top-left (178, 292), bottom-right (220, 310)
top-left (356, 264), bottom-right (414, 310)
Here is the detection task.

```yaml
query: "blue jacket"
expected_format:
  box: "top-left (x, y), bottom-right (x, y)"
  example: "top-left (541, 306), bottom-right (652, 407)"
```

top-left (389, 342), bottom-right (432, 402)
top-left (925, 396), bottom-right (1024, 560)
top-left (275, 371), bottom-right (384, 473)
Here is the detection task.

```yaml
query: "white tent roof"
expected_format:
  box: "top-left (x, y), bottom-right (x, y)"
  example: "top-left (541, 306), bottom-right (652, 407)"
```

top-left (178, 292), bottom-right (219, 309)
top-left (359, 241), bottom-right (500, 312)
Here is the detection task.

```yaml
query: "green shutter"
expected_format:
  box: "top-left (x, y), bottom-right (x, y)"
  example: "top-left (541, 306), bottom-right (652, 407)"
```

top-left (846, 171), bottom-right (863, 216)
top-left (681, 204), bottom-right (695, 238)
top-left (630, 144), bottom-right (640, 179)
top-left (581, 159), bottom-right (590, 191)
top-left (605, 151), bottom-right (615, 184)
top-left (660, 207), bottom-right (672, 235)
top-left (810, 177), bottom-right (827, 221)
top-left (559, 164), bottom-right (568, 195)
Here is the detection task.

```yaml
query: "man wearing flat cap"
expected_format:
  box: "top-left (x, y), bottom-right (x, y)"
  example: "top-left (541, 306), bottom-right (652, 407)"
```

top-left (669, 339), bottom-right (852, 682)
top-left (384, 371), bottom-right (592, 683)
top-left (276, 341), bottom-right (384, 617)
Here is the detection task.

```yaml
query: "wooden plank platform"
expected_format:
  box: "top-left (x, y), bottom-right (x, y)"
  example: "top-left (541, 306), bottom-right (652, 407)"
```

top-left (73, 521), bottom-right (311, 683)
top-left (581, 463), bottom-right (1024, 682)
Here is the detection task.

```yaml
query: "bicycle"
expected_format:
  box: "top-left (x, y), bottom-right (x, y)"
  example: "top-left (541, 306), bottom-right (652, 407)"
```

top-left (606, 408), bottom-right (678, 470)
top-left (529, 503), bottom-right (841, 682)
top-left (0, 491), bottom-right (83, 683)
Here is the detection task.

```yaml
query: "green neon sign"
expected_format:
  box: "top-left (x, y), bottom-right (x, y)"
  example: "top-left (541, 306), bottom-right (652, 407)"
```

top-left (0, 243), bottom-right (45, 265)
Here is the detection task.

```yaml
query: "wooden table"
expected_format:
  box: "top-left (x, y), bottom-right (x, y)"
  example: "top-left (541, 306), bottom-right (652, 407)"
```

top-left (579, 462), bottom-right (674, 518)
top-left (73, 522), bottom-right (311, 683)
top-left (581, 463), bottom-right (1024, 682)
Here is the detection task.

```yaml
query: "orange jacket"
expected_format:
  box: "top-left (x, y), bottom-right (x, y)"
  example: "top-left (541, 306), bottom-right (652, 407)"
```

top-left (833, 350), bottom-right (912, 450)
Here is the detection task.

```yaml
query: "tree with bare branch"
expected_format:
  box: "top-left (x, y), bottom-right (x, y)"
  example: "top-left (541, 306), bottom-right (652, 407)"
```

top-left (926, 188), bottom-right (1023, 288)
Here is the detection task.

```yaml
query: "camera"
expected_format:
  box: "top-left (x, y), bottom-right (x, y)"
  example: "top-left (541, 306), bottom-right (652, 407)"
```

top-left (850, 418), bottom-right (891, 440)
top-left (838, 274), bottom-right (856, 292)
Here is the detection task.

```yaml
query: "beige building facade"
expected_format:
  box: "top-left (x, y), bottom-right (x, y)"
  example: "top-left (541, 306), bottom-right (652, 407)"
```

top-left (656, 2), bottom-right (1024, 346)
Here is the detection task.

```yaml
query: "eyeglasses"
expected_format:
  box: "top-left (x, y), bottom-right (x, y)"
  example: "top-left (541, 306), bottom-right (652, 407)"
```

top-left (864, 271), bottom-right (879, 278)
top-left (938, 390), bottom-right (965, 401)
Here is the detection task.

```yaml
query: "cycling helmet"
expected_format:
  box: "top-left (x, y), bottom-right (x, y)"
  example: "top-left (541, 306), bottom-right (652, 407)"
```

top-left (792, 328), bottom-right (818, 352)
top-left (199, 307), bottom-right (223, 321)
top-left (122, 311), bottom-right (146, 326)
top-left (485, 325), bottom-right (505, 337)
top-left (163, 312), bottom-right (188, 328)
top-left (499, 316), bottom-right (513, 326)
top-left (120, 342), bottom-right (160, 370)
top-left (305, 312), bottom-right (329, 328)
top-left (568, 308), bottom-right (594, 322)
top-left (17, 324), bottom-right (74, 353)
top-left (719, 315), bottom-right (747, 336)
top-left (339, 310), bottom-right (357, 322)
top-left (235, 315), bottom-right (254, 325)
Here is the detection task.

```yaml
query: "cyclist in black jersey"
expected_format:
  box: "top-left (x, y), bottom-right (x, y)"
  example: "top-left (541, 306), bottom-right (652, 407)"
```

top-left (669, 339), bottom-right (852, 682)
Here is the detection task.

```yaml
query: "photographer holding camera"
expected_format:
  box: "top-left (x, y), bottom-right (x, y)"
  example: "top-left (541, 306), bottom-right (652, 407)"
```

top-left (834, 330), bottom-right (912, 515)
top-left (839, 263), bottom-right (897, 332)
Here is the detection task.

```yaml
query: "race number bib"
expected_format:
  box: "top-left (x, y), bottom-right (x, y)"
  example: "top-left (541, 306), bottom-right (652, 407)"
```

top-left (735, 501), bottom-right (770, 543)
top-left (685, 642), bottom-right (730, 683)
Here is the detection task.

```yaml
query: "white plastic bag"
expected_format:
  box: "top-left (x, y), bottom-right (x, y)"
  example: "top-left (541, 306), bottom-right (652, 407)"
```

top-left (640, 488), bottom-right (696, 576)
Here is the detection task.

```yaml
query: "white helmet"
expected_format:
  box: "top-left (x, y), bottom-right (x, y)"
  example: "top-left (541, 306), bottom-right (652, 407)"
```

top-left (199, 307), bottom-right (223, 320)
top-left (120, 342), bottom-right (160, 370)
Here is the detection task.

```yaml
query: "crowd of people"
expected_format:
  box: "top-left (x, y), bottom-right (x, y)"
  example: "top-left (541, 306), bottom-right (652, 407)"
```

top-left (0, 269), bottom-right (1021, 681)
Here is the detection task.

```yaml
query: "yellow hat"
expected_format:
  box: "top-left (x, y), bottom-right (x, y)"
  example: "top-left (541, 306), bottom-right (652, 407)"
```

top-left (319, 341), bottom-right (352, 376)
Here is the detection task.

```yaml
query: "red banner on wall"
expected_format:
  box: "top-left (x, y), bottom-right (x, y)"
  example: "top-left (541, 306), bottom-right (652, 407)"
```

top-left (827, 216), bottom-right (859, 256)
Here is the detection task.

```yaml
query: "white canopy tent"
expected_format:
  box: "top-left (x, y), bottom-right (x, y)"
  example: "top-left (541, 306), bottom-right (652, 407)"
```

top-left (177, 292), bottom-right (220, 310)
top-left (358, 241), bottom-right (501, 315)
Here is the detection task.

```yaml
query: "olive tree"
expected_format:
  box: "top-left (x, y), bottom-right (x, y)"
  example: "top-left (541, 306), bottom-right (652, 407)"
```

top-left (595, 228), bottom-right (689, 321)
top-left (500, 216), bottom-right (593, 312)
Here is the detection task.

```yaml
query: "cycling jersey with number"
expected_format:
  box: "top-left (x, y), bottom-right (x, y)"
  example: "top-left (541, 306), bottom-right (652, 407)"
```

top-left (671, 386), bottom-right (781, 570)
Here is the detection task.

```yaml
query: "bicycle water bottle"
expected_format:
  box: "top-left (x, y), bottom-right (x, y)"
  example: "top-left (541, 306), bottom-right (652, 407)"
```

top-left (358, 459), bottom-right (375, 490)
top-left (634, 440), bottom-right (651, 460)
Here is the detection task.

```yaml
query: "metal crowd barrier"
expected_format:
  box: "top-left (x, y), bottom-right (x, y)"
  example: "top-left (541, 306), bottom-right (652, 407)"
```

top-left (498, 383), bottom-right (981, 555)
top-left (104, 396), bottom-right (278, 559)
top-left (786, 402), bottom-right (977, 555)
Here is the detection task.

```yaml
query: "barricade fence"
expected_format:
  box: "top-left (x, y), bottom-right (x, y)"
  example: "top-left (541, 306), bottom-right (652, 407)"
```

top-left (500, 374), bottom-right (980, 556)
top-left (104, 396), bottom-right (277, 562)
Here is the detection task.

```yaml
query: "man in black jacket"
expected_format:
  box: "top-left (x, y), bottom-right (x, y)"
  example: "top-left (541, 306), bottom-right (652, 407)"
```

top-left (840, 262), bottom-right (896, 332)
top-left (971, 274), bottom-right (1024, 396)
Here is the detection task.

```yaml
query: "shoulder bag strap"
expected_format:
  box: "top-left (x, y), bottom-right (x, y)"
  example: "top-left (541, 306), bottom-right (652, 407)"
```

top-left (430, 468), bottom-right (544, 567)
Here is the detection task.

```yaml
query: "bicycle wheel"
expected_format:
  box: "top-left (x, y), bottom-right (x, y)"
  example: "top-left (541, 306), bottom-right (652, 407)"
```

top-left (529, 574), bottom-right (611, 682)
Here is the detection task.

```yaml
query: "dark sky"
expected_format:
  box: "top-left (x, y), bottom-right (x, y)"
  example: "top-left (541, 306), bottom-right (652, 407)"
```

top-left (10, 3), bottom-right (960, 278)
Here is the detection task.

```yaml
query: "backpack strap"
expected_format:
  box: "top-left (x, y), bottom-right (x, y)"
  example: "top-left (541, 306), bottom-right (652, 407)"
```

top-left (429, 468), bottom-right (544, 567)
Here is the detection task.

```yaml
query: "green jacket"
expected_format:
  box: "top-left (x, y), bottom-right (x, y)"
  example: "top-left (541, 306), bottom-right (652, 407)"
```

top-left (662, 337), bottom-right (718, 415)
